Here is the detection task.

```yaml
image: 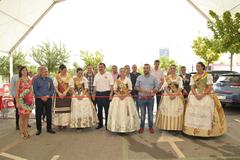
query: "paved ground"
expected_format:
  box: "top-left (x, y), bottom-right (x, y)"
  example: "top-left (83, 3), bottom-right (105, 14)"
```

top-left (0, 105), bottom-right (240, 160)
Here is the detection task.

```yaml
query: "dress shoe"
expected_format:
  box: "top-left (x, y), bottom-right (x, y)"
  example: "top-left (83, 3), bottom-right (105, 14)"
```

top-left (96, 125), bottom-right (103, 129)
top-left (36, 130), bottom-right (41, 136)
top-left (47, 129), bottom-right (56, 134)
top-left (139, 128), bottom-right (144, 134)
top-left (149, 128), bottom-right (155, 134)
top-left (27, 124), bottom-right (31, 128)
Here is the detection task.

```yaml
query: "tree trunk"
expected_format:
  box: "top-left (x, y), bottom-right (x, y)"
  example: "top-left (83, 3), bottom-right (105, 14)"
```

top-left (206, 62), bottom-right (210, 71)
top-left (9, 53), bottom-right (13, 81)
top-left (230, 53), bottom-right (233, 71)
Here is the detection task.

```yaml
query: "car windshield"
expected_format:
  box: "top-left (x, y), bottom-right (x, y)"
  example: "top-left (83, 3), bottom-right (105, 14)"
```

top-left (217, 75), bottom-right (240, 83)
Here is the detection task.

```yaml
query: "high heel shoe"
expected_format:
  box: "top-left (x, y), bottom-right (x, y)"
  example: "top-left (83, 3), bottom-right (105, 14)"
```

top-left (58, 126), bottom-right (63, 131)
top-left (20, 133), bottom-right (27, 139)
top-left (20, 133), bottom-right (25, 138)
top-left (26, 132), bottom-right (31, 138)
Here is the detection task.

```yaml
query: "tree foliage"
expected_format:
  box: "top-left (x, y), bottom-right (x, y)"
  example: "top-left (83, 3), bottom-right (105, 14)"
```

top-left (0, 50), bottom-right (27, 76)
top-left (159, 56), bottom-right (177, 71)
top-left (207, 10), bottom-right (240, 70)
top-left (31, 41), bottom-right (69, 73)
top-left (27, 66), bottom-right (38, 75)
top-left (192, 36), bottom-right (221, 67)
top-left (80, 50), bottom-right (104, 70)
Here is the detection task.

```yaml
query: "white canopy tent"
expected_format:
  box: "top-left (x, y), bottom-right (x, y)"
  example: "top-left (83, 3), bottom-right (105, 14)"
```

top-left (0, 0), bottom-right (63, 78)
top-left (0, 0), bottom-right (239, 79)
top-left (187, 0), bottom-right (240, 20)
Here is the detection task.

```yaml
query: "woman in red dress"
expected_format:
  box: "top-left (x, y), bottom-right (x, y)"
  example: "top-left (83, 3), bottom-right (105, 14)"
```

top-left (0, 96), bottom-right (2, 111)
top-left (16, 66), bottom-right (33, 139)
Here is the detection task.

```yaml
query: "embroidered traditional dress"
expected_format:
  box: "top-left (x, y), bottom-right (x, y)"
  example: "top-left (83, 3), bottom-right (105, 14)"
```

top-left (18, 78), bottom-right (33, 115)
top-left (183, 72), bottom-right (227, 137)
top-left (107, 77), bottom-right (140, 133)
top-left (53, 73), bottom-right (72, 126)
top-left (69, 76), bottom-right (98, 128)
top-left (155, 75), bottom-right (184, 131)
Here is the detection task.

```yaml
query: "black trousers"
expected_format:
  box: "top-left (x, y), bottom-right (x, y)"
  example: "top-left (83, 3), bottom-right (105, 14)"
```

top-left (90, 97), bottom-right (96, 110)
top-left (156, 91), bottom-right (163, 110)
top-left (35, 98), bottom-right (53, 131)
top-left (95, 91), bottom-right (111, 127)
top-left (14, 98), bottom-right (19, 128)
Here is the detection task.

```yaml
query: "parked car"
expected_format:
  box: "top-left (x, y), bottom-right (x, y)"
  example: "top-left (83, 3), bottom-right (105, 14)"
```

top-left (189, 70), bottom-right (238, 83)
top-left (213, 73), bottom-right (240, 106)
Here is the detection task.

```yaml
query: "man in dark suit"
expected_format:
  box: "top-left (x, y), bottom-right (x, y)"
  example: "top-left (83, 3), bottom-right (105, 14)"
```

top-left (179, 66), bottom-right (191, 98)
top-left (130, 64), bottom-right (141, 114)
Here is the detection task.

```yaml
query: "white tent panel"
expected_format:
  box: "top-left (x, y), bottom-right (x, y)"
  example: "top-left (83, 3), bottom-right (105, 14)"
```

top-left (0, 0), bottom-right (55, 54)
top-left (189, 0), bottom-right (240, 18)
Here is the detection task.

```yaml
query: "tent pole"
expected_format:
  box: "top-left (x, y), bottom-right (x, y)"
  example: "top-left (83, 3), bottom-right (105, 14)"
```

top-left (229, 2), bottom-right (240, 12)
top-left (185, 0), bottom-right (211, 21)
top-left (9, 53), bottom-right (13, 81)
top-left (7, 0), bottom-right (65, 81)
top-left (8, 0), bottom-right (64, 53)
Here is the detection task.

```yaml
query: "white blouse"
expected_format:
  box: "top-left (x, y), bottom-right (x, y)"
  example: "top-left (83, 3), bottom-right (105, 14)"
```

top-left (53, 76), bottom-right (71, 88)
top-left (69, 76), bottom-right (89, 89)
top-left (113, 77), bottom-right (133, 91)
top-left (190, 74), bottom-right (213, 86)
top-left (162, 76), bottom-right (183, 90)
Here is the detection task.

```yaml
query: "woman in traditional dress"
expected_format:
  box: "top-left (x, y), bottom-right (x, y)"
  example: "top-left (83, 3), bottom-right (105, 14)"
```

top-left (53, 64), bottom-right (72, 130)
top-left (155, 64), bottom-right (184, 133)
top-left (69, 68), bottom-right (98, 129)
top-left (107, 68), bottom-right (140, 133)
top-left (16, 66), bottom-right (33, 138)
top-left (183, 62), bottom-right (227, 137)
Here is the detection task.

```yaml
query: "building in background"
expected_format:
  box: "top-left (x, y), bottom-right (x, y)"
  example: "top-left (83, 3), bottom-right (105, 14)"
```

top-left (210, 54), bottom-right (240, 72)
top-left (159, 48), bottom-right (169, 57)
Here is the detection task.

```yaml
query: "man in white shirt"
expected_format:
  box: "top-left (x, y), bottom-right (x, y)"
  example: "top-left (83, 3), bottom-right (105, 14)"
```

top-left (93, 63), bottom-right (114, 129)
top-left (150, 60), bottom-right (165, 109)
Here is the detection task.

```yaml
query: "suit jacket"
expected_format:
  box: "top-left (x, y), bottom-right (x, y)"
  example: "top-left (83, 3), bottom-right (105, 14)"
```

top-left (179, 73), bottom-right (191, 93)
top-left (130, 72), bottom-right (141, 96)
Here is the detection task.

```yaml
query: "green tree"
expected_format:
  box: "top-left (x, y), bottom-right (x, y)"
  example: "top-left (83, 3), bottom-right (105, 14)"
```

top-left (80, 50), bottom-right (104, 70)
top-left (28, 66), bottom-right (38, 75)
top-left (31, 41), bottom-right (69, 73)
top-left (106, 65), bottom-right (112, 72)
top-left (208, 10), bottom-right (240, 71)
top-left (0, 50), bottom-right (27, 76)
top-left (192, 36), bottom-right (221, 67)
top-left (68, 62), bottom-right (80, 76)
top-left (138, 66), bottom-right (144, 75)
top-left (73, 62), bottom-right (79, 70)
top-left (159, 56), bottom-right (177, 71)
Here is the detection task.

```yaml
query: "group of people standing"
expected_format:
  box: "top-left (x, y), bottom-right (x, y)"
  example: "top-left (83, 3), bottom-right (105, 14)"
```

top-left (155, 62), bottom-right (227, 137)
top-left (10, 60), bottom-right (227, 139)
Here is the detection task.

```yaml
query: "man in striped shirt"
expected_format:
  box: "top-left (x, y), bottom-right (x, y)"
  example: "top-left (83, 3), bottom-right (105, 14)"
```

top-left (85, 64), bottom-right (95, 105)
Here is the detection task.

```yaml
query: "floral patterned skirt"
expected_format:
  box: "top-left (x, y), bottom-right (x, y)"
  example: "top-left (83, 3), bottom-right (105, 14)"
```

top-left (19, 108), bottom-right (32, 115)
top-left (155, 95), bottom-right (184, 131)
top-left (70, 97), bottom-right (98, 128)
top-left (183, 93), bottom-right (227, 137)
top-left (107, 96), bottom-right (140, 133)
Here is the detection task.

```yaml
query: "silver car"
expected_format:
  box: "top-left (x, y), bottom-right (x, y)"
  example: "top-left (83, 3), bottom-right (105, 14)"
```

top-left (214, 73), bottom-right (240, 106)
